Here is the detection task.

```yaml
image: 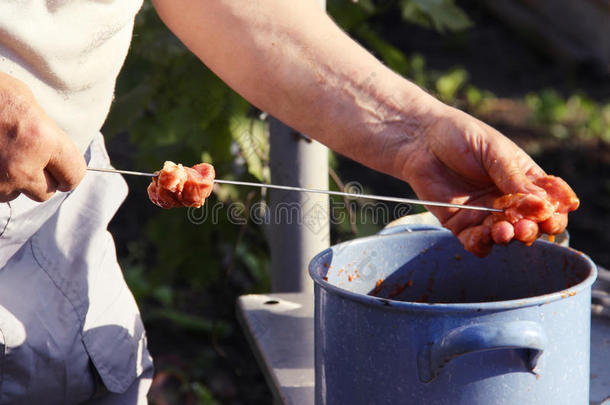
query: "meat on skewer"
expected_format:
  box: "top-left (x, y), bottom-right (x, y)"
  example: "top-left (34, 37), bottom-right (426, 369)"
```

top-left (147, 163), bottom-right (579, 260)
top-left (147, 161), bottom-right (215, 209)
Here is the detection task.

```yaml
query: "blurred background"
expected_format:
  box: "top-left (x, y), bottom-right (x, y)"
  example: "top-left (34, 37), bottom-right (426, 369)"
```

top-left (101, 0), bottom-right (610, 403)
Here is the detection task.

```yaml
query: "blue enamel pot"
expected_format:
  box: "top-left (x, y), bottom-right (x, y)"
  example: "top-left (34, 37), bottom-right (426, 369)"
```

top-left (309, 225), bottom-right (597, 405)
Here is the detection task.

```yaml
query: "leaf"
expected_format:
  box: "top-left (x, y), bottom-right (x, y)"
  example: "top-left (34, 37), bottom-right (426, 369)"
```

top-left (146, 308), bottom-right (233, 336)
top-left (355, 25), bottom-right (410, 75)
top-left (327, 0), bottom-right (377, 31)
top-left (465, 85), bottom-right (482, 108)
top-left (191, 382), bottom-right (221, 405)
top-left (230, 116), bottom-right (269, 182)
top-left (409, 53), bottom-right (428, 87)
top-left (400, 0), bottom-right (472, 32)
top-left (152, 285), bottom-right (174, 307)
top-left (400, 1), bottom-right (433, 29)
top-left (103, 80), bottom-right (155, 138)
top-left (435, 68), bottom-right (468, 102)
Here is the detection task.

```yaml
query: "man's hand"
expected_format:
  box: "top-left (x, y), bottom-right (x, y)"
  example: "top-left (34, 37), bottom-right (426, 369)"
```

top-left (151, 0), bottom-right (578, 255)
top-left (400, 101), bottom-right (577, 256)
top-left (0, 72), bottom-right (86, 202)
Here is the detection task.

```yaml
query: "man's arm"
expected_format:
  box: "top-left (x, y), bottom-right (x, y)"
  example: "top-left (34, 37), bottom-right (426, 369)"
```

top-left (151, 0), bottom-right (573, 254)
top-left (151, 0), bottom-right (435, 176)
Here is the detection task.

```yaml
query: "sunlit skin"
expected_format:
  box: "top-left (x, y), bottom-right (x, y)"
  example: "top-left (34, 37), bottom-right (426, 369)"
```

top-left (140, 0), bottom-right (580, 254)
top-left (0, 0), bottom-right (579, 256)
top-left (388, 106), bottom-right (578, 256)
top-left (0, 72), bottom-right (86, 202)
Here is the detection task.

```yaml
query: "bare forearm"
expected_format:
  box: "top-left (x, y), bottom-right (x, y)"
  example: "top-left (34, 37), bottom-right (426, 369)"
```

top-left (152, 0), bottom-right (439, 176)
top-left (150, 0), bottom-right (579, 257)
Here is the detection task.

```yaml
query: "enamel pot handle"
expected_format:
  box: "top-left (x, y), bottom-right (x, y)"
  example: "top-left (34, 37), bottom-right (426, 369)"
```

top-left (417, 321), bottom-right (546, 383)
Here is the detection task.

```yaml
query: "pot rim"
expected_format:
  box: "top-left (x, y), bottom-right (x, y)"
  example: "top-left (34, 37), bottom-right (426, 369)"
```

top-left (308, 230), bottom-right (598, 313)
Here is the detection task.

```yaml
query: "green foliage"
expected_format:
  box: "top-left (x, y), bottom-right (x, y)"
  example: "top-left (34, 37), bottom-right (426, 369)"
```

top-left (327, 0), bottom-right (377, 30)
top-left (356, 24), bottom-right (411, 75)
top-left (409, 53), bottom-right (429, 88)
top-left (526, 90), bottom-right (610, 141)
top-left (328, 0), bottom-right (471, 33)
top-left (400, 0), bottom-right (472, 32)
top-left (327, 0), bottom-right (470, 82)
top-left (435, 68), bottom-right (469, 102)
top-left (230, 116), bottom-right (270, 182)
top-left (191, 382), bottom-right (222, 405)
top-left (464, 85), bottom-right (483, 108)
top-left (146, 308), bottom-right (233, 336)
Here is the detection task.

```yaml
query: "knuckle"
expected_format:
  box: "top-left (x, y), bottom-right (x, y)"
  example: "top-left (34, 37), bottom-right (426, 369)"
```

top-left (57, 169), bottom-right (85, 191)
top-left (57, 182), bottom-right (75, 192)
top-left (0, 191), bottom-right (20, 202)
top-left (0, 162), bottom-right (19, 184)
top-left (26, 122), bottom-right (52, 148)
top-left (37, 192), bottom-right (55, 202)
top-left (28, 193), bottom-right (49, 203)
top-left (20, 183), bottom-right (55, 203)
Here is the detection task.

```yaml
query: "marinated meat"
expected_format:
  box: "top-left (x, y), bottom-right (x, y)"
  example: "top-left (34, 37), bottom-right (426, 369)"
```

top-left (538, 213), bottom-right (567, 235)
top-left (147, 161), bottom-right (215, 209)
top-left (533, 176), bottom-right (579, 213)
top-left (492, 193), bottom-right (554, 224)
top-left (460, 175), bottom-right (579, 257)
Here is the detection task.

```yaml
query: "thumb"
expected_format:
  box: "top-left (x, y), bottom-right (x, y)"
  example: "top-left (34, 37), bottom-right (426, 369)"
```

top-left (483, 134), bottom-right (547, 199)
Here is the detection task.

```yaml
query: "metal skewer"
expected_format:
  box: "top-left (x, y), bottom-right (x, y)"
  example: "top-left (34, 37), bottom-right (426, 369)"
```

top-left (87, 167), bottom-right (158, 177)
top-left (87, 167), bottom-right (503, 213)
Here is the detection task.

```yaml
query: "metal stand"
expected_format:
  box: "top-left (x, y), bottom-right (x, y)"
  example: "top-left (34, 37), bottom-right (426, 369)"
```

top-left (268, 0), bottom-right (328, 294)
top-left (269, 120), bottom-right (329, 293)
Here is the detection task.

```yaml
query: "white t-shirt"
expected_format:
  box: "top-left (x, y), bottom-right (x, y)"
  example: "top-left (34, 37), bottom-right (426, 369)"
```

top-left (0, 0), bottom-right (144, 152)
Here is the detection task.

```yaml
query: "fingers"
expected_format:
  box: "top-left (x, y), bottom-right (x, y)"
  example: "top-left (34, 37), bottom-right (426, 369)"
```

top-left (45, 126), bottom-right (87, 192)
top-left (0, 190), bottom-right (21, 203)
top-left (0, 119), bottom-right (85, 202)
top-left (20, 170), bottom-right (58, 202)
top-left (460, 210), bottom-right (563, 257)
top-left (440, 206), bottom-right (489, 236)
top-left (476, 122), bottom-right (548, 199)
top-left (513, 219), bottom-right (539, 244)
top-left (491, 221), bottom-right (513, 244)
top-left (460, 218), bottom-right (538, 257)
top-left (0, 168), bottom-right (58, 202)
top-left (478, 132), bottom-right (574, 252)
top-left (486, 149), bottom-right (547, 199)
top-left (0, 74), bottom-right (86, 202)
top-left (458, 225), bottom-right (493, 258)
top-left (539, 213), bottom-right (567, 235)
